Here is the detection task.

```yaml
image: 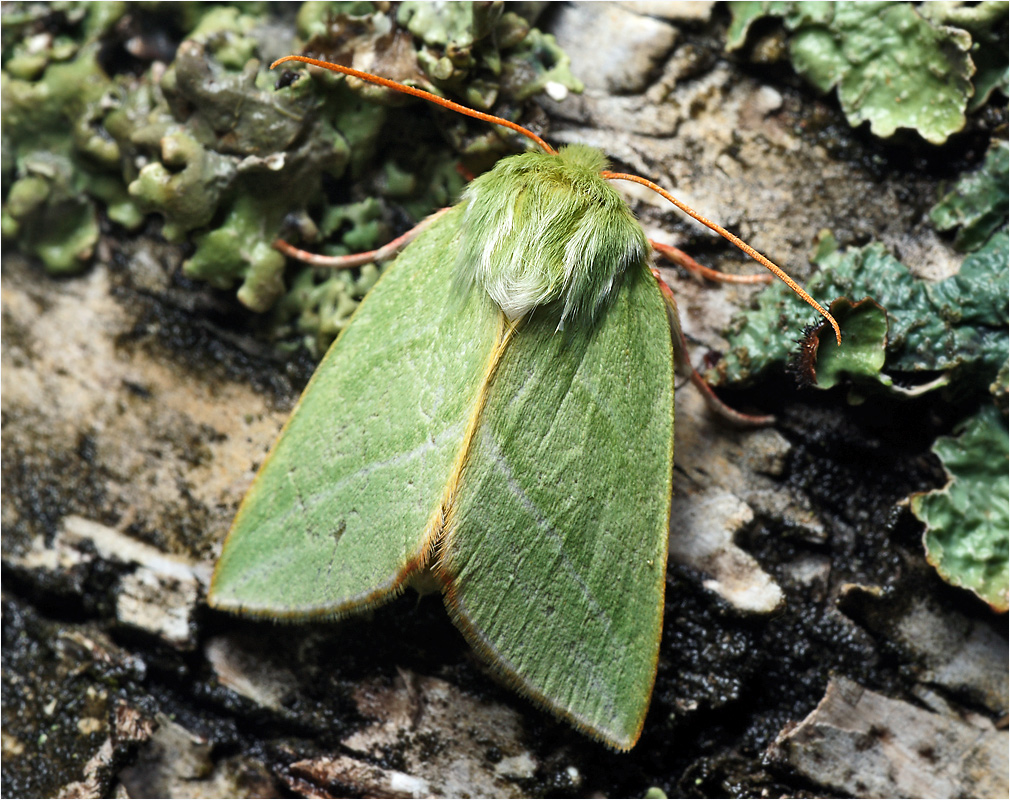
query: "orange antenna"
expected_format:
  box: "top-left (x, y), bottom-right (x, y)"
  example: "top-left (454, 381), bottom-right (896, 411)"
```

top-left (604, 171), bottom-right (842, 345)
top-left (272, 55), bottom-right (839, 345)
top-left (271, 55), bottom-right (556, 156)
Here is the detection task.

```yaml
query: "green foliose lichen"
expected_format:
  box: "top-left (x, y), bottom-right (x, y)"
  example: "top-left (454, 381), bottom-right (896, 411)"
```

top-left (1, 151), bottom-right (101, 273)
top-left (710, 134), bottom-right (1009, 606)
top-left (2, 1), bottom-right (581, 351)
top-left (806, 297), bottom-right (889, 393)
top-left (930, 140), bottom-right (1009, 253)
top-left (726, 1), bottom-right (1007, 144)
top-left (1, 3), bottom-right (135, 273)
top-left (921, 1), bottom-right (1009, 112)
top-left (711, 229), bottom-right (1010, 400)
top-left (395, 1), bottom-right (582, 107)
top-left (269, 198), bottom-right (386, 354)
top-left (273, 260), bottom-right (382, 356)
top-left (714, 135), bottom-right (1010, 398)
top-left (911, 404), bottom-right (1009, 611)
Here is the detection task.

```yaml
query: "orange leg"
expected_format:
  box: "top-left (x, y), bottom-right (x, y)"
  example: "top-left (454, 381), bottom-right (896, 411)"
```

top-left (274, 207), bottom-right (452, 268)
top-left (651, 268), bottom-right (774, 427)
top-left (650, 240), bottom-right (773, 285)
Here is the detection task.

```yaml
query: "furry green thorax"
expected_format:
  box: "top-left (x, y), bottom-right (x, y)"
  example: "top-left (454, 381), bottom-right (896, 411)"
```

top-left (455, 144), bottom-right (649, 326)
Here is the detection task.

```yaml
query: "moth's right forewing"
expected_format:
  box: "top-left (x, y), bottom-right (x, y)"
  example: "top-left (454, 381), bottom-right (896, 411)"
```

top-left (209, 207), bottom-right (500, 618)
top-left (438, 262), bottom-right (675, 750)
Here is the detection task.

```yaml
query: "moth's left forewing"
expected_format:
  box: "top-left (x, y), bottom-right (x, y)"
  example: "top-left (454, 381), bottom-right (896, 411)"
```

top-left (209, 207), bottom-right (502, 619)
top-left (436, 261), bottom-right (675, 750)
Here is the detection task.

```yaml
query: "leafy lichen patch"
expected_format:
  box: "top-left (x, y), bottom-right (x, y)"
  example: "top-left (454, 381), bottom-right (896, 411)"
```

top-left (930, 140), bottom-right (1009, 252)
top-left (713, 230), bottom-right (1010, 400)
top-left (911, 405), bottom-right (1010, 611)
top-left (726, 1), bottom-right (1004, 144)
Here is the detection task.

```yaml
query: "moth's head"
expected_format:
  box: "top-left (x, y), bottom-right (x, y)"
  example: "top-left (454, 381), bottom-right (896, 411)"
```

top-left (454, 144), bottom-right (649, 326)
top-left (268, 56), bottom-right (842, 346)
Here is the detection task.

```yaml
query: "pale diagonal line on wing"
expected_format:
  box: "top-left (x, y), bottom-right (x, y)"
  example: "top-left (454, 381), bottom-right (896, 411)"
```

top-left (479, 425), bottom-right (616, 643)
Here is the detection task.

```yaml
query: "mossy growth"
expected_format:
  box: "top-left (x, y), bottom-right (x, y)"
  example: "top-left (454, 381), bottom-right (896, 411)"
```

top-left (2, 1), bottom-right (582, 352)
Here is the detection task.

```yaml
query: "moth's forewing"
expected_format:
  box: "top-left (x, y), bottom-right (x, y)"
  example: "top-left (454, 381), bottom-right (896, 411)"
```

top-left (438, 262), bottom-right (675, 750)
top-left (209, 207), bottom-right (501, 617)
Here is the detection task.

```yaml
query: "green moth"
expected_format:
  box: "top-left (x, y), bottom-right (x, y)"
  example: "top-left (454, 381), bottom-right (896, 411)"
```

top-left (209, 56), bottom-right (839, 750)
